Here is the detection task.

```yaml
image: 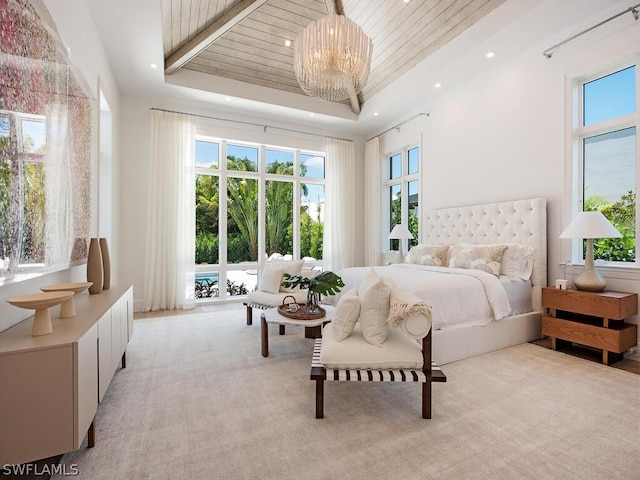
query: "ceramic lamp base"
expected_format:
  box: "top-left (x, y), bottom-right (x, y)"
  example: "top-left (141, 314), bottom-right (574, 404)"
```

top-left (574, 239), bottom-right (607, 292)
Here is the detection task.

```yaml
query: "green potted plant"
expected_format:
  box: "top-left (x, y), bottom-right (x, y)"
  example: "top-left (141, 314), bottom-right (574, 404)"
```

top-left (281, 271), bottom-right (345, 313)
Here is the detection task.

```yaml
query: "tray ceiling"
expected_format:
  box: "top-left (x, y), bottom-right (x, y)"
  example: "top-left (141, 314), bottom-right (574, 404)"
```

top-left (161, 0), bottom-right (507, 112)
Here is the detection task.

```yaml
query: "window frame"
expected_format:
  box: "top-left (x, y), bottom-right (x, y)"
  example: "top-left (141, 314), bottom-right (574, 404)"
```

top-left (565, 59), bottom-right (639, 272)
top-left (383, 144), bottom-right (421, 254)
top-left (194, 136), bottom-right (325, 302)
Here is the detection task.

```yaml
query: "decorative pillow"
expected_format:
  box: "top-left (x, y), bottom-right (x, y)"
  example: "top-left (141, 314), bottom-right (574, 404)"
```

top-left (332, 289), bottom-right (361, 341)
top-left (388, 285), bottom-right (432, 340)
top-left (357, 268), bottom-right (391, 346)
top-left (259, 265), bottom-right (286, 294)
top-left (500, 243), bottom-right (536, 280)
top-left (458, 243), bottom-right (536, 280)
top-left (269, 258), bottom-right (304, 292)
top-left (405, 244), bottom-right (449, 266)
top-left (448, 244), bottom-right (508, 277)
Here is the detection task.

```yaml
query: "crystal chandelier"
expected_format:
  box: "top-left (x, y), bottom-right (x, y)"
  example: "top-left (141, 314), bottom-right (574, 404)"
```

top-left (294, 14), bottom-right (373, 102)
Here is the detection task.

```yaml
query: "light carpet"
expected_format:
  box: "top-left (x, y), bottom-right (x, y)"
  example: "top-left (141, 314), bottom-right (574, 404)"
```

top-left (53, 307), bottom-right (640, 480)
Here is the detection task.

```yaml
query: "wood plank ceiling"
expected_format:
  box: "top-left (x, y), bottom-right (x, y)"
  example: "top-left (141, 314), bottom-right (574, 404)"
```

top-left (162, 0), bottom-right (506, 113)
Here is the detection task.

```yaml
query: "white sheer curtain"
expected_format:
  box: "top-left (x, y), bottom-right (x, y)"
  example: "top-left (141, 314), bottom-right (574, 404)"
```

top-left (44, 101), bottom-right (74, 267)
top-left (324, 138), bottom-right (356, 271)
top-left (143, 110), bottom-right (196, 311)
top-left (364, 137), bottom-right (381, 266)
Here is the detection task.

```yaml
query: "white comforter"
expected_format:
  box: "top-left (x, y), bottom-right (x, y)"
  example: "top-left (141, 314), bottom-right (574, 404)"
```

top-left (332, 264), bottom-right (512, 331)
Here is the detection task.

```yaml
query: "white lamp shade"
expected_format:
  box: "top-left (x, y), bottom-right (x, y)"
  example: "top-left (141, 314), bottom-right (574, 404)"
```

top-left (559, 211), bottom-right (622, 239)
top-left (387, 224), bottom-right (414, 240)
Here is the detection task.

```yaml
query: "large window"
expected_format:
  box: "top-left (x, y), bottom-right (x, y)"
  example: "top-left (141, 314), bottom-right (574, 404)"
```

top-left (0, 111), bottom-right (47, 270)
top-left (195, 138), bottom-right (325, 300)
top-left (385, 146), bottom-right (420, 253)
top-left (571, 64), bottom-right (638, 265)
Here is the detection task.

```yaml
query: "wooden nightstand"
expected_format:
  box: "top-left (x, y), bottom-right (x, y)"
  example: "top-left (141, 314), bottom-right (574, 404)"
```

top-left (541, 287), bottom-right (638, 365)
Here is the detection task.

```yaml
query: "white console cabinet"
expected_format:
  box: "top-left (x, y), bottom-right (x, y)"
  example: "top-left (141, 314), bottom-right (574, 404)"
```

top-left (0, 285), bottom-right (133, 465)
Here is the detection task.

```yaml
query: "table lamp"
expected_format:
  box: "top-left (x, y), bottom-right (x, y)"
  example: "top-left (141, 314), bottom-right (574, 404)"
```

top-left (559, 211), bottom-right (621, 291)
top-left (388, 224), bottom-right (414, 263)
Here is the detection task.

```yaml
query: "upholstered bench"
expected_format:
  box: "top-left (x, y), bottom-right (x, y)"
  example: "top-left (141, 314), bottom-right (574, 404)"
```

top-left (310, 317), bottom-right (446, 419)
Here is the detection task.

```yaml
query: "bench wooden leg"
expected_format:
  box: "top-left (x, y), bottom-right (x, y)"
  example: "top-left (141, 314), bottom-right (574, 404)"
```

top-left (422, 380), bottom-right (432, 419)
top-left (261, 316), bottom-right (269, 357)
top-left (316, 379), bottom-right (324, 418)
top-left (246, 305), bottom-right (253, 326)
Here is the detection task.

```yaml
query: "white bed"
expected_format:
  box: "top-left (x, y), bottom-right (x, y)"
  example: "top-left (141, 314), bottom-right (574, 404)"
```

top-left (335, 197), bottom-right (547, 365)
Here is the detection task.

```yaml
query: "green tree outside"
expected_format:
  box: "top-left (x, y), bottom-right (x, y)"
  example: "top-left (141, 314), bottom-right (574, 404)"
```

top-left (585, 190), bottom-right (636, 262)
top-left (195, 154), bottom-right (323, 264)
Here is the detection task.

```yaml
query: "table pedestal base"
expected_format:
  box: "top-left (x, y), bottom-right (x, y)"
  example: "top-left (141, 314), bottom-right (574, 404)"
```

top-left (32, 309), bottom-right (53, 336)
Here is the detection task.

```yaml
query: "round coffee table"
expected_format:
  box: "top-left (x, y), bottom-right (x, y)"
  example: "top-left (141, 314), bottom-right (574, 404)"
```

top-left (261, 305), bottom-right (334, 357)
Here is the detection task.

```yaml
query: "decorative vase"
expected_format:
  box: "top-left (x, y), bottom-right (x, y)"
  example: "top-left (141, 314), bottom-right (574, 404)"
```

top-left (306, 290), bottom-right (321, 314)
top-left (87, 238), bottom-right (103, 294)
top-left (99, 238), bottom-right (111, 290)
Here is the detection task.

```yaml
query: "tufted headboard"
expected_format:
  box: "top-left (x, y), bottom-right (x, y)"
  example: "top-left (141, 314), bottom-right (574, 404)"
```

top-left (423, 197), bottom-right (547, 311)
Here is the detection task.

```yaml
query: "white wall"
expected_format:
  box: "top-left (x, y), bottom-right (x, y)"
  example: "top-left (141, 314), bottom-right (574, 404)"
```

top-left (375, 11), bottom-right (640, 333)
top-left (0, 1), bottom-right (120, 332)
top-left (118, 95), bottom-right (365, 311)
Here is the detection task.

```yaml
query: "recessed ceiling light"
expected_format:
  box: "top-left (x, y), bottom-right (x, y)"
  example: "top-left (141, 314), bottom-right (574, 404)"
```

top-left (402, 0), bottom-right (411, 4)
top-left (285, 39), bottom-right (292, 47)
top-left (226, 97), bottom-right (232, 101)
top-left (434, 82), bottom-right (442, 88)
top-left (373, 112), bottom-right (379, 116)
top-left (150, 63), bottom-right (158, 69)
top-left (485, 51), bottom-right (496, 58)
top-left (309, 113), bottom-right (315, 117)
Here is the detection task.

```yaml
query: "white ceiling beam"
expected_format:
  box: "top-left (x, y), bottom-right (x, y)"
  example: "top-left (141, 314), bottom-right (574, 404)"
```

top-left (324, 0), bottom-right (361, 114)
top-left (324, 0), bottom-right (336, 15)
top-left (165, 0), bottom-right (269, 75)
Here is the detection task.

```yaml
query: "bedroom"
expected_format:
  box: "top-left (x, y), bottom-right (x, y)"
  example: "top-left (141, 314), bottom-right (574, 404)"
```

top-left (0, 0), bottom-right (638, 477)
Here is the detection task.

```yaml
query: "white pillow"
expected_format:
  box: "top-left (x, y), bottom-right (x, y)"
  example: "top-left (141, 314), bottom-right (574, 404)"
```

top-left (259, 265), bottom-right (285, 294)
top-left (500, 244), bottom-right (536, 280)
top-left (388, 284), bottom-right (432, 340)
top-left (357, 268), bottom-right (391, 347)
top-left (332, 289), bottom-right (360, 341)
top-left (457, 243), bottom-right (536, 280)
top-left (269, 258), bottom-right (304, 292)
top-left (448, 244), bottom-right (508, 277)
top-left (405, 244), bottom-right (449, 266)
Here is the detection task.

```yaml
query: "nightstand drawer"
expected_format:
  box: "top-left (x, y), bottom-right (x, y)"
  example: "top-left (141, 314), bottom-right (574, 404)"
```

top-left (542, 288), bottom-right (638, 319)
top-left (542, 315), bottom-right (637, 353)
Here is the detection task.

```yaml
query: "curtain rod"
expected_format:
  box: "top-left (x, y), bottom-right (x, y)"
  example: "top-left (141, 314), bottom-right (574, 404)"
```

top-left (367, 112), bottom-right (429, 142)
top-left (150, 107), bottom-right (354, 143)
top-left (543, 3), bottom-right (640, 58)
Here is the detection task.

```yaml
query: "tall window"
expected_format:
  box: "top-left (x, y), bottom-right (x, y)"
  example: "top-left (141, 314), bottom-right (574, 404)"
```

top-left (386, 146), bottom-right (420, 252)
top-left (571, 64), bottom-right (638, 265)
top-left (0, 111), bottom-right (47, 270)
top-left (194, 137), bottom-right (325, 300)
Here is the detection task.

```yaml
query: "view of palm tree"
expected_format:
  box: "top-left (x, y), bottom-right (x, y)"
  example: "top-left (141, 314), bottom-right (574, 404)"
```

top-left (195, 143), bottom-right (325, 298)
